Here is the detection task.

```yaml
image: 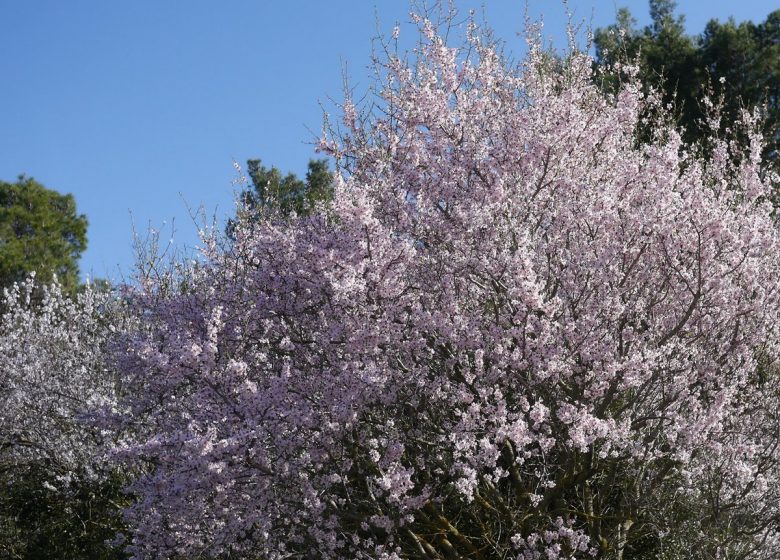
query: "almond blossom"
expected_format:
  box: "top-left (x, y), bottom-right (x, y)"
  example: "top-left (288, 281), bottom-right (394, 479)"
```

top-left (114, 10), bottom-right (780, 560)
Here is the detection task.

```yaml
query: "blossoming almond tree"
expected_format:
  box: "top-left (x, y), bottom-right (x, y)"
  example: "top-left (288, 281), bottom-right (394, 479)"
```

top-left (115, 10), bottom-right (780, 560)
top-left (0, 277), bottom-right (126, 557)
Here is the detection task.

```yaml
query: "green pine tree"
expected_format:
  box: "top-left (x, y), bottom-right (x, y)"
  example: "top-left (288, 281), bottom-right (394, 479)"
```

top-left (0, 176), bottom-right (88, 292)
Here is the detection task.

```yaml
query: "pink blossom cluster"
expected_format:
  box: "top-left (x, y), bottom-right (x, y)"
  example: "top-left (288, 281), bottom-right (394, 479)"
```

top-left (112, 11), bottom-right (780, 560)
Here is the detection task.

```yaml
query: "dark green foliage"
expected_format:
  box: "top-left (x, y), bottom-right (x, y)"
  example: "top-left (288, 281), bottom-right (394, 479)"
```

top-left (245, 158), bottom-right (332, 217)
top-left (699, 12), bottom-right (780, 157)
top-left (595, 2), bottom-right (780, 160)
top-left (0, 465), bottom-right (129, 560)
top-left (228, 159), bottom-right (333, 237)
top-left (0, 176), bottom-right (88, 292)
top-left (594, 1), bottom-right (702, 146)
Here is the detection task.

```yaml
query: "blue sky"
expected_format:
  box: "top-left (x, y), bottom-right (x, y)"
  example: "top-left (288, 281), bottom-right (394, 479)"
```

top-left (1, 1), bottom-right (776, 282)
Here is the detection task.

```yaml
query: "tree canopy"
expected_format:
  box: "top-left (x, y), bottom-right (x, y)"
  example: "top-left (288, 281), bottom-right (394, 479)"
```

top-left (595, 1), bottom-right (780, 161)
top-left (234, 158), bottom-right (332, 220)
top-left (0, 176), bottom-right (88, 292)
top-left (109, 10), bottom-right (780, 559)
top-left (0, 279), bottom-right (127, 559)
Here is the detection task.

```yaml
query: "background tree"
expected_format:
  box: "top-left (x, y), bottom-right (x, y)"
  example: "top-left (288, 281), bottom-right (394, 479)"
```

top-left (228, 158), bottom-right (333, 236)
top-left (595, 1), bottom-right (780, 160)
top-left (0, 176), bottom-right (88, 293)
top-left (698, 11), bottom-right (780, 158)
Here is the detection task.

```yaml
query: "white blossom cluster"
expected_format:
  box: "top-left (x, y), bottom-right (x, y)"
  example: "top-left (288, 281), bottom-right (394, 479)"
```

top-left (0, 276), bottom-right (121, 478)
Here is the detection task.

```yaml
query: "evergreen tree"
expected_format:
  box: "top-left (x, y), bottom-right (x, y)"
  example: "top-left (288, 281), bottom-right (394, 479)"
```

top-left (0, 176), bottom-right (88, 292)
top-left (595, 2), bottom-right (780, 160)
top-left (238, 158), bottom-right (331, 215)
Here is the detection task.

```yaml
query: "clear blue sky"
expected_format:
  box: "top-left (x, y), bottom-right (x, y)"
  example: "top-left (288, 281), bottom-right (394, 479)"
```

top-left (1, 1), bottom-right (776, 282)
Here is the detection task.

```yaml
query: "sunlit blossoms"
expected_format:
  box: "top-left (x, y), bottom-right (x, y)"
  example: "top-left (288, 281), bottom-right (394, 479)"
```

top-left (0, 277), bottom-right (119, 475)
top-left (112, 11), bottom-right (780, 560)
top-left (0, 276), bottom-right (128, 556)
